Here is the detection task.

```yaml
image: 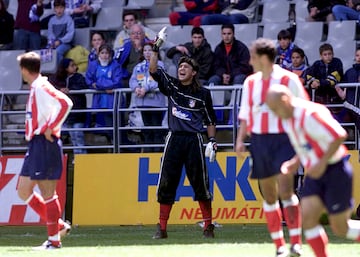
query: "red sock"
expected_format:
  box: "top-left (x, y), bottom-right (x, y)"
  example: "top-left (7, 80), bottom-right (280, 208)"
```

top-left (198, 200), bottom-right (212, 229)
top-left (305, 225), bottom-right (329, 257)
top-left (282, 195), bottom-right (302, 245)
top-left (45, 195), bottom-right (61, 246)
top-left (159, 204), bottom-right (172, 231)
top-left (263, 201), bottom-right (285, 249)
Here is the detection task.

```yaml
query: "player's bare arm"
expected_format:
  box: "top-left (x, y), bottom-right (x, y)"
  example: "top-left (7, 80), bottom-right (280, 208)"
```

top-left (149, 51), bottom-right (158, 74)
top-left (235, 120), bottom-right (247, 157)
top-left (44, 127), bottom-right (54, 142)
top-left (280, 155), bottom-right (300, 175)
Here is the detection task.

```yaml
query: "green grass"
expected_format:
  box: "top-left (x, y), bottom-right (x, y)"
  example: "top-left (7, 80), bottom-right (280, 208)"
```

top-left (0, 224), bottom-right (359, 257)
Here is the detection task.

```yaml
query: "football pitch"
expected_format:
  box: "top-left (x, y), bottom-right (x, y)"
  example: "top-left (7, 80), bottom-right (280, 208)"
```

top-left (0, 224), bottom-right (359, 257)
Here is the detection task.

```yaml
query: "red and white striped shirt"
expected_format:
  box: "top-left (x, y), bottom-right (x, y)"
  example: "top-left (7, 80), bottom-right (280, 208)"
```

top-left (25, 75), bottom-right (73, 141)
top-left (284, 98), bottom-right (347, 169)
top-left (239, 65), bottom-right (309, 134)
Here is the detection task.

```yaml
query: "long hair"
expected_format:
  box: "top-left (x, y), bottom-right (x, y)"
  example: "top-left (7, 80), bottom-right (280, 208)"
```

top-left (55, 58), bottom-right (73, 82)
top-left (178, 56), bottom-right (202, 92)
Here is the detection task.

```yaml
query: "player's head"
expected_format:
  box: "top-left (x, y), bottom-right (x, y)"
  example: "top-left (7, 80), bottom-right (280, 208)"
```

top-left (266, 84), bottom-right (294, 119)
top-left (250, 38), bottom-right (277, 71)
top-left (177, 56), bottom-right (201, 89)
top-left (319, 43), bottom-right (334, 64)
top-left (17, 52), bottom-right (41, 83)
top-left (191, 27), bottom-right (205, 49)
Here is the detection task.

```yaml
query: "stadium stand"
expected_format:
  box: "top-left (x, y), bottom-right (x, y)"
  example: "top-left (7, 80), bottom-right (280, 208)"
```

top-left (74, 28), bottom-right (91, 49)
top-left (294, 21), bottom-right (324, 44)
top-left (93, 7), bottom-right (123, 30)
top-left (234, 23), bottom-right (259, 47)
top-left (0, 50), bottom-right (24, 91)
top-left (294, 0), bottom-right (309, 22)
top-left (327, 20), bottom-right (357, 42)
top-left (261, 0), bottom-right (291, 23)
top-left (261, 22), bottom-right (291, 40)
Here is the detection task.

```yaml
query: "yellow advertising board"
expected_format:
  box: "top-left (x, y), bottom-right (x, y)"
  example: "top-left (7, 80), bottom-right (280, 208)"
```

top-left (72, 151), bottom-right (360, 226)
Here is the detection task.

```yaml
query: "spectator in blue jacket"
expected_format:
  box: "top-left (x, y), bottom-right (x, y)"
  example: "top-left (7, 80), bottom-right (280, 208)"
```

top-left (129, 42), bottom-right (166, 152)
top-left (47, 0), bottom-right (75, 64)
top-left (86, 44), bottom-right (122, 132)
top-left (275, 29), bottom-right (299, 70)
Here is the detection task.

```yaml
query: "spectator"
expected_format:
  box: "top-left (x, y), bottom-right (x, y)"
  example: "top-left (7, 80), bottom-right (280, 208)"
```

top-left (288, 47), bottom-right (308, 84)
top-left (275, 29), bottom-right (299, 70)
top-left (13, 0), bottom-right (44, 50)
top-left (307, 0), bottom-right (346, 22)
top-left (332, 0), bottom-right (360, 21)
top-left (88, 31), bottom-right (105, 62)
top-left (166, 27), bottom-right (213, 85)
top-left (0, 0), bottom-right (14, 50)
top-left (50, 58), bottom-right (88, 156)
top-left (129, 42), bottom-right (166, 153)
top-left (113, 11), bottom-right (156, 50)
top-left (47, 0), bottom-right (74, 64)
top-left (168, 0), bottom-right (218, 27)
top-left (303, 43), bottom-right (345, 121)
top-left (201, 0), bottom-right (258, 25)
top-left (85, 44), bottom-right (122, 134)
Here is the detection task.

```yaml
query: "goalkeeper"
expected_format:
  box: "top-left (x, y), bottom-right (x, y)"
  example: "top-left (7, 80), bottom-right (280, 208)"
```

top-left (149, 28), bottom-right (217, 239)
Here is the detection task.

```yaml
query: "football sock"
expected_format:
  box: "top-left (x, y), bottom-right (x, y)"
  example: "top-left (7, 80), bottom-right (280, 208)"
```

top-left (159, 204), bottom-right (172, 231)
top-left (45, 195), bottom-right (61, 246)
top-left (305, 225), bottom-right (329, 257)
top-left (346, 220), bottom-right (360, 242)
top-left (282, 194), bottom-right (302, 245)
top-left (263, 201), bottom-right (286, 249)
top-left (198, 200), bottom-right (212, 229)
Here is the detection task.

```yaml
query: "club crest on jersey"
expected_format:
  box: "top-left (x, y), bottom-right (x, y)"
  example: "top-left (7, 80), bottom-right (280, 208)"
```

top-left (189, 99), bottom-right (196, 108)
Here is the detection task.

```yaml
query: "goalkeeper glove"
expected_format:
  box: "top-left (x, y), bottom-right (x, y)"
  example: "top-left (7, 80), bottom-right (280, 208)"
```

top-left (153, 26), bottom-right (167, 52)
top-left (205, 137), bottom-right (217, 162)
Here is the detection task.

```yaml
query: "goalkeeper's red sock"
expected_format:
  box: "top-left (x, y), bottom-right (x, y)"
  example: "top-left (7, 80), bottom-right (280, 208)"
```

top-left (45, 195), bottom-right (61, 246)
top-left (263, 201), bottom-right (286, 249)
top-left (159, 204), bottom-right (172, 231)
top-left (198, 200), bottom-right (212, 229)
top-left (282, 195), bottom-right (302, 245)
top-left (305, 225), bottom-right (328, 257)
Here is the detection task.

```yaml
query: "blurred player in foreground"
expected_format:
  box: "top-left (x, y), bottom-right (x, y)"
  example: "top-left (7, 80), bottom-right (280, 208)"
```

top-left (16, 52), bottom-right (73, 250)
top-left (236, 38), bottom-right (308, 257)
top-left (266, 84), bottom-right (360, 257)
top-left (149, 27), bottom-right (217, 239)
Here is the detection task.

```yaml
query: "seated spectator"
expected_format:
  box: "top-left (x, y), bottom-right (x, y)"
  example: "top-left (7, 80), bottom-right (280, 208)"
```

top-left (332, 0), bottom-right (360, 21)
top-left (303, 43), bottom-right (345, 121)
top-left (201, 0), bottom-right (258, 25)
top-left (85, 44), bottom-right (122, 134)
top-left (288, 47), bottom-right (308, 84)
top-left (47, 0), bottom-right (74, 64)
top-left (113, 11), bottom-right (156, 50)
top-left (129, 42), bottom-right (166, 153)
top-left (50, 58), bottom-right (88, 156)
top-left (13, 0), bottom-right (44, 50)
top-left (0, 0), bottom-right (14, 50)
top-left (88, 31), bottom-right (105, 62)
top-left (168, 0), bottom-right (218, 27)
top-left (166, 27), bottom-right (213, 85)
top-left (275, 29), bottom-right (299, 70)
top-left (307, 0), bottom-right (346, 22)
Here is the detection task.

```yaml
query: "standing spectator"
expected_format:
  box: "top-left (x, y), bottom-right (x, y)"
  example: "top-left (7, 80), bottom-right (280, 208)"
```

top-left (150, 48), bottom-right (217, 239)
top-left (266, 85), bottom-right (360, 257)
top-left (50, 58), bottom-right (88, 156)
top-left (47, 0), bottom-right (74, 64)
top-left (201, 0), bottom-right (258, 25)
top-left (168, 0), bottom-right (218, 27)
top-left (113, 11), bottom-right (156, 50)
top-left (0, 0), bottom-right (14, 50)
top-left (166, 27), bottom-right (213, 85)
top-left (303, 43), bottom-right (344, 121)
top-left (307, 0), bottom-right (346, 22)
top-left (13, 0), bottom-right (44, 50)
top-left (275, 29), bottom-right (299, 70)
top-left (85, 44), bottom-right (122, 133)
top-left (333, 0), bottom-right (360, 21)
top-left (16, 51), bottom-right (73, 249)
top-left (235, 38), bottom-right (308, 257)
top-left (88, 31), bottom-right (105, 62)
top-left (129, 43), bottom-right (166, 153)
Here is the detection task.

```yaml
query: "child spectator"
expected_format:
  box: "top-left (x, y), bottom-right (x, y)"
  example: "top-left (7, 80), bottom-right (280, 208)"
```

top-left (288, 47), bottom-right (308, 84)
top-left (168, 0), bottom-right (218, 27)
top-left (88, 31), bottom-right (105, 62)
top-left (129, 43), bottom-right (166, 153)
top-left (47, 0), bottom-right (74, 64)
top-left (275, 29), bottom-right (298, 70)
top-left (50, 58), bottom-right (88, 156)
top-left (85, 44), bottom-right (122, 134)
top-left (0, 0), bottom-right (14, 50)
top-left (303, 43), bottom-right (344, 121)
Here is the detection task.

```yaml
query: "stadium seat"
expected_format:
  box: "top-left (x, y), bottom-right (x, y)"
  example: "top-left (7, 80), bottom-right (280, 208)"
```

top-left (166, 25), bottom-right (194, 47)
top-left (294, 21), bottom-right (324, 45)
top-left (74, 28), bottom-right (91, 49)
top-left (102, 0), bottom-right (125, 7)
top-left (327, 20), bottom-right (357, 42)
top-left (261, 22), bottom-right (291, 40)
top-left (201, 25), bottom-right (222, 51)
top-left (326, 39), bottom-right (356, 71)
top-left (294, 0), bottom-right (309, 22)
top-left (0, 50), bottom-right (25, 91)
top-left (300, 41), bottom-right (322, 66)
top-left (234, 23), bottom-right (259, 47)
top-left (94, 7), bottom-right (123, 30)
top-left (124, 0), bottom-right (155, 9)
top-left (34, 49), bottom-right (57, 74)
top-left (261, 0), bottom-right (291, 23)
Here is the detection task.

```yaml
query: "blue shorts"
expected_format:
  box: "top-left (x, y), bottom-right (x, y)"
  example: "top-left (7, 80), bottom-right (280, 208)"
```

top-left (301, 159), bottom-right (353, 214)
top-left (249, 133), bottom-right (295, 179)
top-left (20, 135), bottom-right (63, 180)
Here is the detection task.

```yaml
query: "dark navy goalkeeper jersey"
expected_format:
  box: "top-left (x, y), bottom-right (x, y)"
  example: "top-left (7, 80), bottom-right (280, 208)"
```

top-left (151, 67), bottom-right (216, 133)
